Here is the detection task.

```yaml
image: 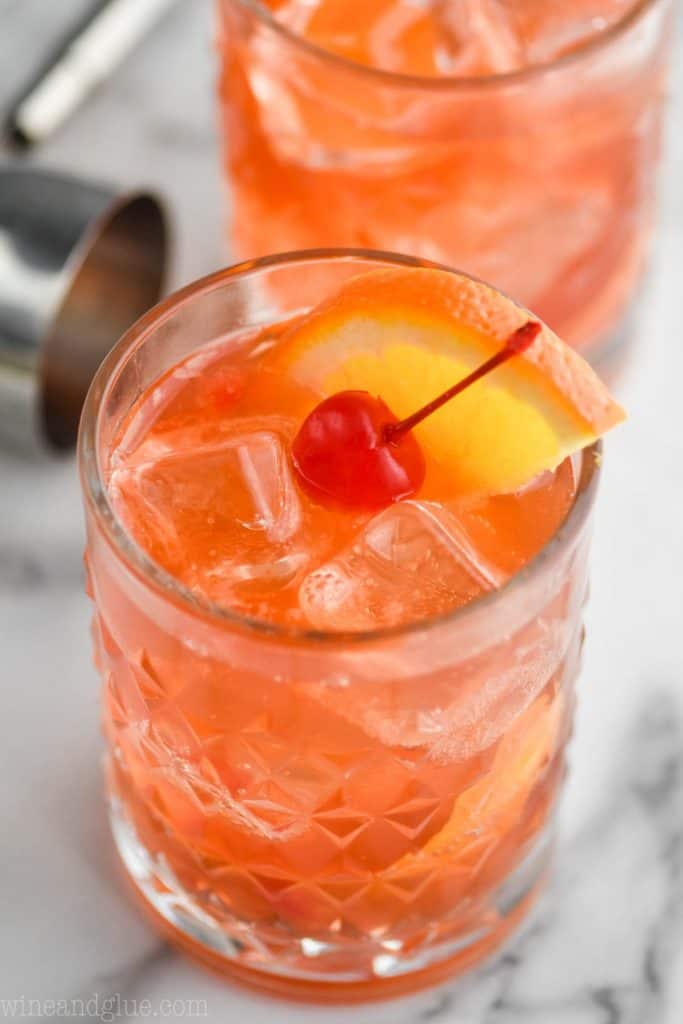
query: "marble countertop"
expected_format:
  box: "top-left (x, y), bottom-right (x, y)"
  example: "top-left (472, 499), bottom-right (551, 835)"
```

top-left (1, 1), bottom-right (682, 1021)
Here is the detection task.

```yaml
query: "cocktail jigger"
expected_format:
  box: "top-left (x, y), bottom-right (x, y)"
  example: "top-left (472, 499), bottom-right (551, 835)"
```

top-left (0, 166), bottom-right (167, 453)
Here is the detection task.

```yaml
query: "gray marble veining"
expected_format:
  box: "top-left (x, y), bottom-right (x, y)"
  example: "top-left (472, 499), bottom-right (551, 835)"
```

top-left (0, 1), bottom-right (682, 1021)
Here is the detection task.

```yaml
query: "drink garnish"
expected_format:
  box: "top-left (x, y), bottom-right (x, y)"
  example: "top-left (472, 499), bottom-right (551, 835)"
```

top-left (292, 322), bottom-right (540, 510)
top-left (270, 268), bottom-right (625, 504)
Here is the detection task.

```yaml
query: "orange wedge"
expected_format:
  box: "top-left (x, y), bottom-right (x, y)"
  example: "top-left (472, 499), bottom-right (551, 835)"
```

top-left (397, 693), bottom-right (563, 868)
top-left (270, 268), bottom-right (625, 496)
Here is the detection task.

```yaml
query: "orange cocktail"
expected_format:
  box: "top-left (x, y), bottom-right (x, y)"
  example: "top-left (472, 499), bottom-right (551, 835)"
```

top-left (79, 251), bottom-right (621, 1001)
top-left (217, 0), bottom-right (672, 363)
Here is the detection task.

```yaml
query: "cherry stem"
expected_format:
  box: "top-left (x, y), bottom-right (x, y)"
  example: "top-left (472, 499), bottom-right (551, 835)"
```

top-left (382, 320), bottom-right (542, 445)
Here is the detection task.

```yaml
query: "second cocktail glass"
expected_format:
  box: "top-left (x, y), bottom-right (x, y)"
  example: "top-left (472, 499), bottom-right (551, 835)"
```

top-left (217, 0), bottom-right (672, 364)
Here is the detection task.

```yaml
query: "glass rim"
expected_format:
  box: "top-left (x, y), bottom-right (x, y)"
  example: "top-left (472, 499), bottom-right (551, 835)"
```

top-left (78, 247), bottom-right (601, 648)
top-left (227, 0), bottom-right (662, 92)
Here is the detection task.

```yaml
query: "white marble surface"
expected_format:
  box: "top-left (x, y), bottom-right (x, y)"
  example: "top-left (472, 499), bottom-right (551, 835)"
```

top-left (1, 1), bottom-right (682, 1020)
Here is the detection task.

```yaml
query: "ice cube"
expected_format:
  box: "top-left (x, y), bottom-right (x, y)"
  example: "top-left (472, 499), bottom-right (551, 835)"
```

top-left (111, 429), bottom-right (305, 602)
top-left (299, 500), bottom-right (505, 632)
top-left (116, 430), bottom-right (301, 541)
top-left (504, 0), bottom-right (636, 64)
top-left (271, 0), bottom-right (447, 73)
top-left (433, 0), bottom-right (524, 75)
top-left (432, 0), bottom-right (633, 74)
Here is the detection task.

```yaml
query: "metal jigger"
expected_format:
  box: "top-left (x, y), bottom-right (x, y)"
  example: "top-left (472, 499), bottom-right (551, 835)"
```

top-left (0, 166), bottom-right (168, 453)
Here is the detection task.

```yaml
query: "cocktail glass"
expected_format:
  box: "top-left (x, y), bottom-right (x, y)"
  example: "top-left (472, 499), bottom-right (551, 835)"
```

top-left (217, 0), bottom-right (672, 367)
top-left (79, 250), bottom-right (599, 1001)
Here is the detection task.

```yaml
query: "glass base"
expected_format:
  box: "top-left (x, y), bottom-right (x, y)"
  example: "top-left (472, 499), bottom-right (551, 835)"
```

top-left (111, 801), bottom-right (552, 1004)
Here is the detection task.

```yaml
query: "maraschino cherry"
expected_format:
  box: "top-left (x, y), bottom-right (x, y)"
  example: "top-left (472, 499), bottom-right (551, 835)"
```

top-left (292, 320), bottom-right (541, 510)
